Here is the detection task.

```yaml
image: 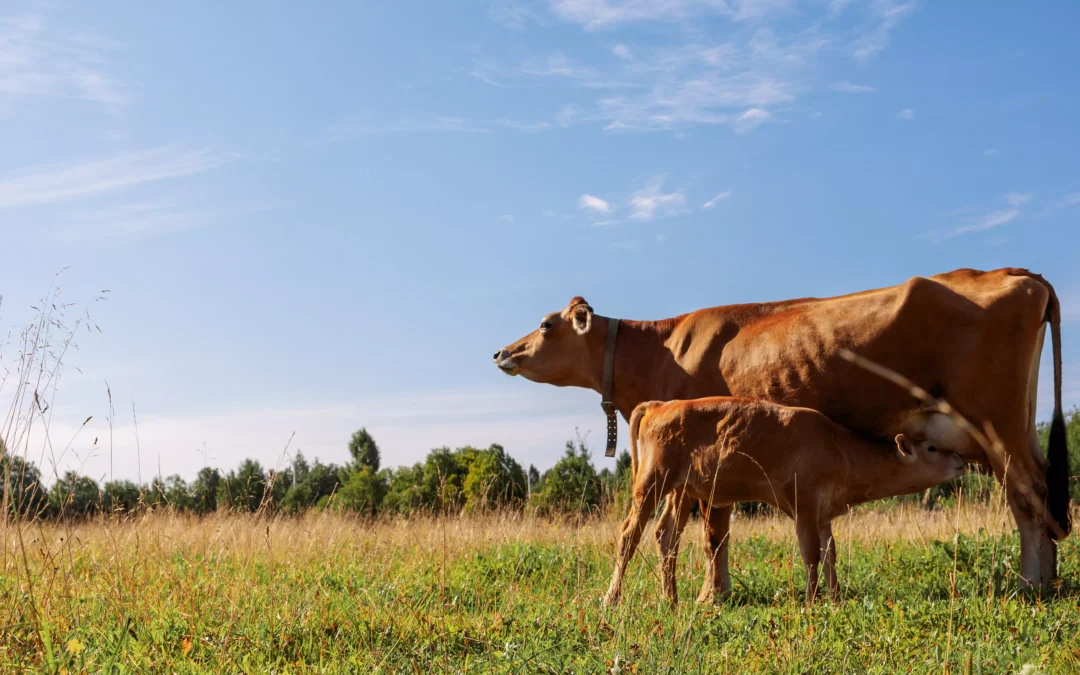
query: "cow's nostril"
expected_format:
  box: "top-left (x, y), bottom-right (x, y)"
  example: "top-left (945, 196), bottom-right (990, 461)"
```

top-left (494, 351), bottom-right (501, 360)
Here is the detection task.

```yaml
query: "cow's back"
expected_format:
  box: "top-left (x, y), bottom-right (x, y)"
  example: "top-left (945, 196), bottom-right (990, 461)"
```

top-left (657, 269), bottom-right (1049, 439)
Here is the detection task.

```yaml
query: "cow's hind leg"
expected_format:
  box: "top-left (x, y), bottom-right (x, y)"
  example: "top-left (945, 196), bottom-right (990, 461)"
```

top-left (697, 503), bottom-right (733, 604)
top-left (655, 490), bottom-right (692, 604)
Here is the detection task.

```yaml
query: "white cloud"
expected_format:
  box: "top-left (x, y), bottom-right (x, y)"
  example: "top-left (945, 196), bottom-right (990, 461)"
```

top-left (548, 0), bottom-right (795, 29)
top-left (656, 233), bottom-right (669, 241)
top-left (612, 43), bottom-right (632, 60)
top-left (505, 25), bottom-right (830, 134)
top-left (521, 52), bottom-right (625, 88)
top-left (931, 192), bottom-right (1035, 241)
top-left (496, 119), bottom-right (553, 132)
top-left (851, 1), bottom-right (917, 63)
top-left (578, 193), bottom-right (612, 213)
top-left (1004, 192), bottom-right (1033, 207)
top-left (733, 107), bottom-right (773, 133)
top-left (556, 104), bottom-right (578, 127)
top-left (495, 214), bottom-right (515, 224)
top-left (953, 209), bottom-right (1019, 235)
top-left (703, 191), bottom-right (731, 208)
top-left (0, 146), bottom-right (228, 209)
top-left (322, 116), bottom-right (493, 141)
top-left (983, 148), bottom-right (999, 157)
top-left (831, 80), bottom-right (875, 94)
top-left (897, 107), bottom-right (915, 120)
top-left (0, 14), bottom-right (133, 109)
top-left (39, 199), bottom-right (279, 243)
top-left (629, 176), bottom-right (687, 220)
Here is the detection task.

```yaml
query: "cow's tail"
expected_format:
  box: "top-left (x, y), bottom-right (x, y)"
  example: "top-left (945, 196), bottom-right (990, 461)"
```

top-left (1043, 277), bottom-right (1071, 539)
top-left (629, 401), bottom-right (662, 484)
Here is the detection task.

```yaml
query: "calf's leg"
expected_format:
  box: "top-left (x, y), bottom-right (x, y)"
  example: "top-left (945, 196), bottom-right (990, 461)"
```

top-left (818, 522), bottom-right (838, 600)
top-left (655, 491), bottom-right (692, 604)
top-left (697, 503), bottom-right (733, 604)
top-left (795, 517), bottom-right (822, 602)
top-left (603, 486), bottom-right (662, 607)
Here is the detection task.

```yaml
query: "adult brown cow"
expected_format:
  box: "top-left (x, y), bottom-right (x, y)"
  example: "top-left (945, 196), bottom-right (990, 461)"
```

top-left (494, 268), bottom-right (1069, 592)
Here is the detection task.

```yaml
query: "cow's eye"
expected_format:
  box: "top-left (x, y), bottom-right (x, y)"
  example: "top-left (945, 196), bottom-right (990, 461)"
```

top-left (927, 445), bottom-right (937, 453)
top-left (540, 321), bottom-right (553, 331)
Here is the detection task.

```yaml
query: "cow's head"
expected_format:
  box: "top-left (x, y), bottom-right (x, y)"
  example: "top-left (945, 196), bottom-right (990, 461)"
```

top-left (893, 433), bottom-right (967, 491)
top-left (493, 297), bottom-right (604, 388)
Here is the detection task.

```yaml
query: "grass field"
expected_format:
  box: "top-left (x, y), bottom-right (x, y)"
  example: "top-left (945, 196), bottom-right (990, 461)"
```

top-left (3, 500), bottom-right (1079, 674)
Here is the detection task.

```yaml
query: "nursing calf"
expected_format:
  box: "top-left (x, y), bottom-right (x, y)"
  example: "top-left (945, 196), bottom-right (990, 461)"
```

top-left (603, 397), bottom-right (966, 606)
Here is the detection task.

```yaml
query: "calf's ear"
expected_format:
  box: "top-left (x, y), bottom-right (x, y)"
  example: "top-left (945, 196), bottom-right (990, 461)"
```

top-left (894, 434), bottom-right (917, 463)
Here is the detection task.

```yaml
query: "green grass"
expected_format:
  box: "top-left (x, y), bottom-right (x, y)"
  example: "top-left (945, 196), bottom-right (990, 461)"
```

top-left (2, 505), bottom-right (1079, 674)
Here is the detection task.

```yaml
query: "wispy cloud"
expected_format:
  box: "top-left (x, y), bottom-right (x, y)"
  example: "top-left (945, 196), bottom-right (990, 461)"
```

top-left (703, 191), bottom-right (731, 208)
top-left (983, 148), bottom-right (999, 157)
top-left (952, 209), bottom-right (1020, 236)
top-left (1004, 192), bottom-right (1033, 207)
top-left (496, 119), bottom-right (553, 132)
top-left (831, 80), bottom-right (875, 93)
top-left (0, 14), bottom-right (133, 109)
top-left (322, 116), bottom-right (493, 142)
top-left (930, 192), bottom-right (1033, 241)
top-left (897, 107), bottom-right (915, 120)
top-left (1033, 191), bottom-right (1080, 220)
top-left (41, 199), bottom-right (279, 243)
top-left (577, 193), bottom-right (612, 213)
top-left (732, 107), bottom-right (773, 133)
top-left (548, 0), bottom-right (796, 29)
top-left (629, 176), bottom-right (687, 220)
top-left (0, 146), bottom-right (228, 209)
top-left (851, 1), bottom-right (917, 63)
top-left (318, 114), bottom-right (560, 142)
top-left (612, 43), bottom-right (633, 60)
top-left (495, 214), bottom-right (515, 224)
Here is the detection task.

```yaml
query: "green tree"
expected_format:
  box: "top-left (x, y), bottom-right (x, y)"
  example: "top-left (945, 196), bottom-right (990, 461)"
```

top-left (102, 480), bottom-right (141, 514)
top-left (164, 475), bottom-right (193, 511)
top-left (348, 428), bottom-right (380, 472)
top-left (218, 459), bottom-right (267, 512)
top-left (460, 444), bottom-right (527, 512)
top-left (420, 447), bottom-right (469, 514)
top-left (336, 465), bottom-right (387, 516)
top-left (48, 471), bottom-right (100, 518)
top-left (530, 440), bottom-right (602, 516)
top-left (190, 467), bottom-right (221, 514)
top-left (383, 463), bottom-right (426, 515)
top-left (1, 447), bottom-right (48, 518)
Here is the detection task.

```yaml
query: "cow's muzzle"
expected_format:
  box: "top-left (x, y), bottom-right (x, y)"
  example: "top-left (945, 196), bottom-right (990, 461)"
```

top-left (493, 349), bottom-right (518, 375)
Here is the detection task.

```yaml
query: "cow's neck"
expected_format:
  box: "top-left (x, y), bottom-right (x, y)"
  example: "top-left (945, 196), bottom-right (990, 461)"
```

top-left (589, 317), bottom-right (678, 421)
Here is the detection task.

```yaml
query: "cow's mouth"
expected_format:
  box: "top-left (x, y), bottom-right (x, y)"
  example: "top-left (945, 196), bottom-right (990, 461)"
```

top-left (495, 359), bottom-right (519, 375)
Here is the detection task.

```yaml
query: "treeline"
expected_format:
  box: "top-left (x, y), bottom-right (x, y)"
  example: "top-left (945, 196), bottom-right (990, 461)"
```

top-left (0, 428), bottom-right (633, 520)
top-left (5, 410), bottom-right (1078, 521)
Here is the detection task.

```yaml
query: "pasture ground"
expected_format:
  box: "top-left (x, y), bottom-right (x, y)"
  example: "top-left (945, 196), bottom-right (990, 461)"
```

top-left (2, 500), bottom-right (1079, 674)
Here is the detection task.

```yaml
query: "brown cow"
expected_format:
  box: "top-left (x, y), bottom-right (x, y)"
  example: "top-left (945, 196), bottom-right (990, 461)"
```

top-left (602, 397), bottom-right (967, 605)
top-left (494, 268), bottom-right (1068, 592)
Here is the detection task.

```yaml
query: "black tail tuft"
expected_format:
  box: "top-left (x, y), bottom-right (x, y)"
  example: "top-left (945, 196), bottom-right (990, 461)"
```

top-left (1047, 408), bottom-right (1071, 539)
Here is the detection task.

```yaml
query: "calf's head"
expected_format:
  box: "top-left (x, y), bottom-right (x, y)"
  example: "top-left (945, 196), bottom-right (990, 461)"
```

top-left (892, 434), bottom-right (967, 493)
top-left (493, 297), bottom-right (603, 388)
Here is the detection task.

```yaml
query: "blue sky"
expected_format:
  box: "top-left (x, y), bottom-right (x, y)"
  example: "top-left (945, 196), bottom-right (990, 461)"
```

top-left (1, 1), bottom-right (1078, 484)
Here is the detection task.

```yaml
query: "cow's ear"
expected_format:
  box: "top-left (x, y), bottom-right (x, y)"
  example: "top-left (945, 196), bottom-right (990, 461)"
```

top-left (894, 434), bottom-right (916, 463)
top-left (571, 303), bottom-right (593, 335)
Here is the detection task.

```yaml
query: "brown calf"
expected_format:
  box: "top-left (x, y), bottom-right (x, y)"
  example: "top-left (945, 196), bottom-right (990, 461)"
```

top-left (603, 397), bottom-right (966, 606)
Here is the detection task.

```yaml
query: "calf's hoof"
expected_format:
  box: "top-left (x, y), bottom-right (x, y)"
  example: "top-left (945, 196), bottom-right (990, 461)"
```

top-left (602, 591), bottom-right (620, 607)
